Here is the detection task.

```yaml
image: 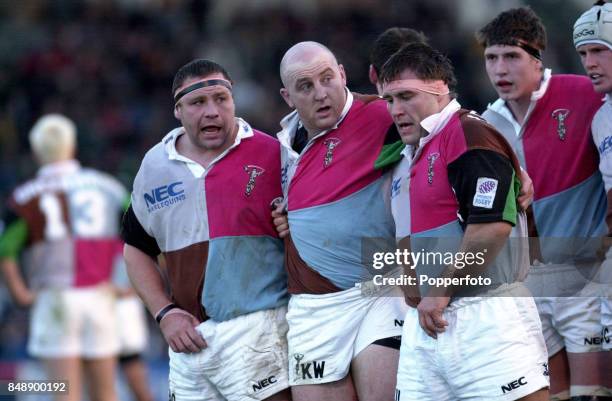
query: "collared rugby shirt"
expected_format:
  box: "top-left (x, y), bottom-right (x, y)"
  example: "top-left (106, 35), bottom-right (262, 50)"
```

top-left (278, 91), bottom-right (400, 294)
top-left (592, 96), bottom-right (612, 235)
top-left (122, 119), bottom-right (287, 322)
top-left (392, 100), bottom-right (529, 297)
top-left (0, 160), bottom-right (126, 289)
top-left (483, 73), bottom-right (606, 263)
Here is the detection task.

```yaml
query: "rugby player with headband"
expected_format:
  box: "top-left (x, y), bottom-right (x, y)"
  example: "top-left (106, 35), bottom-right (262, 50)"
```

top-left (123, 59), bottom-right (291, 401)
top-left (479, 7), bottom-right (607, 400)
top-left (381, 41), bottom-right (548, 401)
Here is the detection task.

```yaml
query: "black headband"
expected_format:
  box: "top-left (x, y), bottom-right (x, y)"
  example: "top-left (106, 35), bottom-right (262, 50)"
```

top-left (516, 41), bottom-right (542, 61)
top-left (174, 79), bottom-right (232, 104)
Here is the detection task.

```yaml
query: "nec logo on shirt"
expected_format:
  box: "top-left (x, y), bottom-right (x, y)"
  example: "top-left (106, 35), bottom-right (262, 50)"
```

top-left (144, 181), bottom-right (186, 212)
top-left (473, 177), bottom-right (498, 209)
top-left (598, 136), bottom-right (612, 156)
top-left (391, 178), bottom-right (402, 199)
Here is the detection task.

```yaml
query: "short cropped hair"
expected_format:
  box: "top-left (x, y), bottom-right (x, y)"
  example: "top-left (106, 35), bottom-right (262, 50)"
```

top-left (476, 7), bottom-right (547, 51)
top-left (379, 42), bottom-right (457, 95)
top-left (172, 59), bottom-right (232, 95)
top-left (29, 114), bottom-right (76, 164)
top-left (369, 27), bottom-right (429, 74)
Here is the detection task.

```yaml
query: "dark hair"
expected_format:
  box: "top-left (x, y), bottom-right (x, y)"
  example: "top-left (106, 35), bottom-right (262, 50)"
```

top-left (369, 27), bottom-right (429, 73)
top-left (379, 42), bottom-right (457, 94)
top-left (172, 59), bottom-right (232, 95)
top-left (476, 7), bottom-right (547, 50)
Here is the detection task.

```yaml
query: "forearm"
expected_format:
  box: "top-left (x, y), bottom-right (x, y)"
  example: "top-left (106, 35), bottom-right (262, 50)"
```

top-left (435, 222), bottom-right (512, 296)
top-left (123, 244), bottom-right (171, 317)
top-left (0, 259), bottom-right (33, 306)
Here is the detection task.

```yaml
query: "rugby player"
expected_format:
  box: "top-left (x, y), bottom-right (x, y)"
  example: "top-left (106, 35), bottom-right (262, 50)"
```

top-left (122, 59), bottom-right (291, 401)
top-left (381, 42), bottom-right (549, 401)
top-left (276, 41), bottom-right (408, 401)
top-left (574, 1), bottom-right (612, 397)
top-left (0, 114), bottom-right (125, 401)
top-left (478, 7), bottom-right (608, 400)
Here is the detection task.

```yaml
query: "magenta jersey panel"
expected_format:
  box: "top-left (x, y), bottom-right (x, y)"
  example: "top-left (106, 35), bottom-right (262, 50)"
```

top-left (206, 130), bottom-right (282, 239)
top-left (410, 114), bottom-right (467, 234)
top-left (522, 75), bottom-right (601, 201)
top-left (74, 238), bottom-right (122, 287)
top-left (288, 99), bottom-right (393, 211)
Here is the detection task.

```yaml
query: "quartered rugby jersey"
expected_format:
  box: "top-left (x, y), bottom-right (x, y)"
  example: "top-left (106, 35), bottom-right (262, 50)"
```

top-left (124, 119), bottom-right (287, 323)
top-left (392, 100), bottom-right (529, 297)
top-left (278, 90), bottom-right (399, 294)
top-left (592, 96), bottom-right (612, 234)
top-left (0, 160), bottom-right (126, 289)
top-left (483, 72), bottom-right (606, 263)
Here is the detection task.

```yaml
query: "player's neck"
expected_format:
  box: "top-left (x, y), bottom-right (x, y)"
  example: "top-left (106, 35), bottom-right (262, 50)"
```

top-left (505, 96), bottom-right (532, 126)
top-left (178, 124), bottom-right (238, 169)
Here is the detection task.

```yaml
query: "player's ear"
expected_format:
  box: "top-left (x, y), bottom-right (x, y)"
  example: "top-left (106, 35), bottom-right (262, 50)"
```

top-left (338, 64), bottom-right (347, 86)
top-left (280, 88), bottom-right (294, 109)
top-left (368, 65), bottom-right (378, 86)
top-left (174, 104), bottom-right (181, 120)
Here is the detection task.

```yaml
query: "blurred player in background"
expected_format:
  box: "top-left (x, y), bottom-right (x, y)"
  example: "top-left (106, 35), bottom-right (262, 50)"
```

top-left (0, 114), bottom-right (125, 401)
top-left (574, 1), bottom-right (612, 397)
top-left (478, 7), bottom-right (608, 400)
top-left (122, 59), bottom-right (290, 401)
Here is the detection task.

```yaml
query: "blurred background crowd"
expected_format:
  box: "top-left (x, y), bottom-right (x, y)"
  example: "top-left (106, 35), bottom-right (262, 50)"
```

top-left (0, 0), bottom-right (597, 399)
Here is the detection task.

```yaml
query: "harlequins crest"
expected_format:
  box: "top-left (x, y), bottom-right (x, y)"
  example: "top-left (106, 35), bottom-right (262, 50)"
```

top-left (323, 137), bottom-right (341, 168)
top-left (244, 165), bottom-right (265, 196)
top-left (427, 152), bottom-right (440, 185)
top-left (551, 109), bottom-right (570, 141)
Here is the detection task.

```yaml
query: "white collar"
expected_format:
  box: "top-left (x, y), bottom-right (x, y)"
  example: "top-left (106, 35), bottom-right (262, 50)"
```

top-left (38, 159), bottom-right (81, 177)
top-left (530, 68), bottom-right (552, 101)
top-left (164, 117), bottom-right (253, 161)
top-left (419, 98), bottom-right (461, 139)
top-left (163, 117), bottom-right (254, 177)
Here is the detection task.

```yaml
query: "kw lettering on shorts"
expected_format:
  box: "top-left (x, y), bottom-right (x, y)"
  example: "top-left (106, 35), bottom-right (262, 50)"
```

top-left (293, 354), bottom-right (325, 379)
top-left (299, 360), bottom-right (325, 379)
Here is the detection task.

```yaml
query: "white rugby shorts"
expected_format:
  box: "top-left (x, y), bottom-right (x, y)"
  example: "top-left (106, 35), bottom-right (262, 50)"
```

top-left (396, 284), bottom-right (549, 401)
top-left (116, 295), bottom-right (148, 356)
top-left (28, 284), bottom-right (119, 358)
top-left (287, 283), bottom-right (408, 385)
top-left (168, 306), bottom-right (289, 401)
top-left (526, 263), bottom-right (605, 354)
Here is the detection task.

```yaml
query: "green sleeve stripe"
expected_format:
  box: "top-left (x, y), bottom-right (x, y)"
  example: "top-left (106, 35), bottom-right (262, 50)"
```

top-left (0, 219), bottom-right (28, 260)
top-left (374, 140), bottom-right (405, 170)
top-left (501, 170), bottom-right (520, 225)
top-left (122, 195), bottom-right (131, 212)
